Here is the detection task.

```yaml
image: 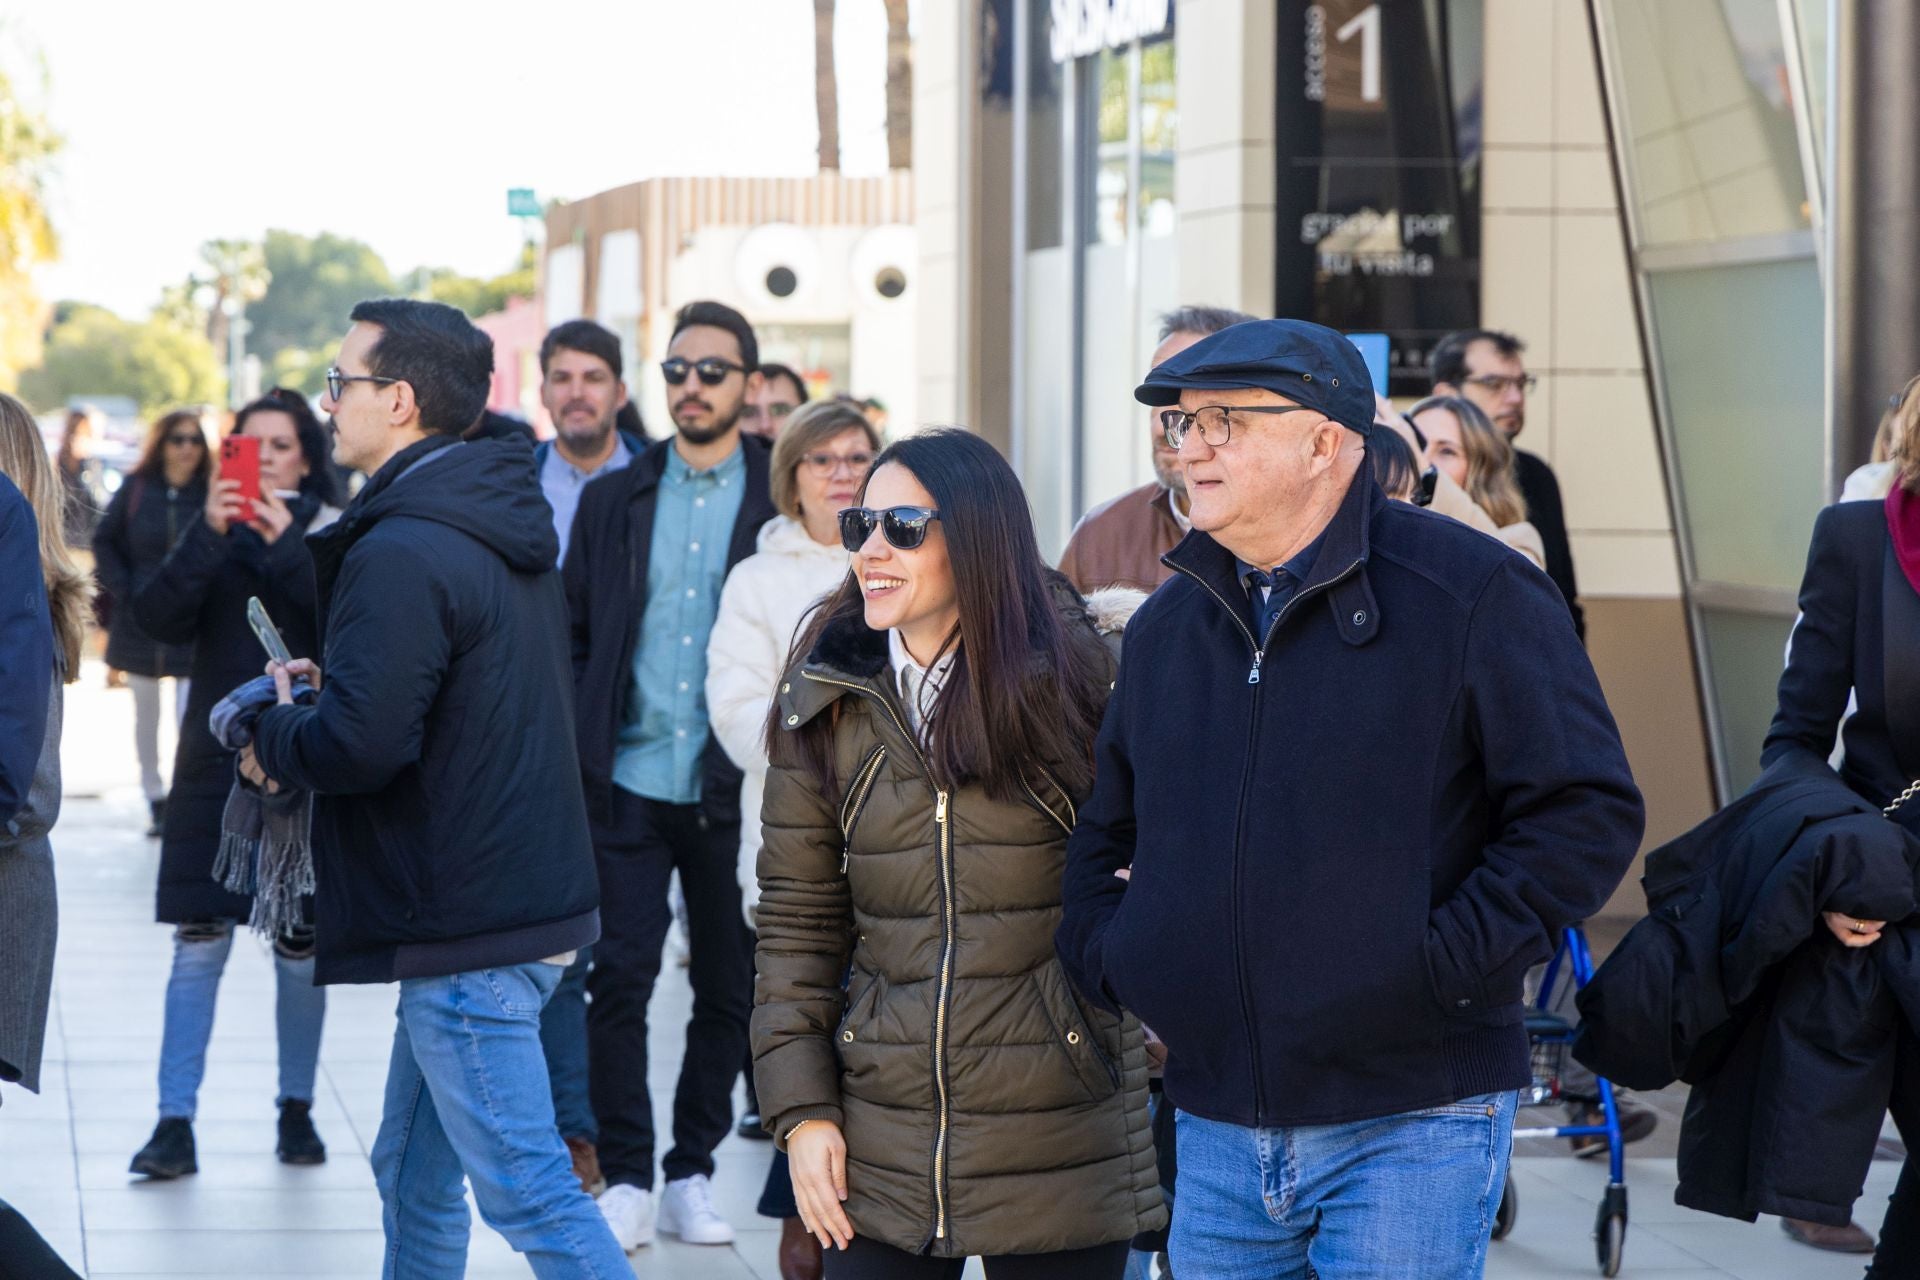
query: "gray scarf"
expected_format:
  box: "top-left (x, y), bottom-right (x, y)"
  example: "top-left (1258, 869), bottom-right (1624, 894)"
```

top-left (208, 674), bottom-right (316, 939)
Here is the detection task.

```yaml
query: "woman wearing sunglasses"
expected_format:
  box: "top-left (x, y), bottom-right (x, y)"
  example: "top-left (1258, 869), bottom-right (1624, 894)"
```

top-left (753, 428), bottom-right (1164, 1278)
top-left (706, 398), bottom-right (881, 1280)
top-left (92, 409), bottom-right (213, 837)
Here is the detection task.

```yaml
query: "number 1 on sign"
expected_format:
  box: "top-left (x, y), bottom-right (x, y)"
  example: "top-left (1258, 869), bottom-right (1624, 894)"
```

top-left (1336, 4), bottom-right (1382, 104)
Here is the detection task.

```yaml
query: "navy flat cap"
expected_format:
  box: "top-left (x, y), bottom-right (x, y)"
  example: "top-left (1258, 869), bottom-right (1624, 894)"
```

top-left (1134, 318), bottom-right (1374, 436)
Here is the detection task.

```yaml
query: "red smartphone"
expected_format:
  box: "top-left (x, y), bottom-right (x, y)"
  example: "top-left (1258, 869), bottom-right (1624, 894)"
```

top-left (219, 435), bottom-right (261, 523)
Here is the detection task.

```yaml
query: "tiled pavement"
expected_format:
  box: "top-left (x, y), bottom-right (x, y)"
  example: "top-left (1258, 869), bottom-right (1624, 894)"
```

top-left (0, 669), bottom-right (1901, 1277)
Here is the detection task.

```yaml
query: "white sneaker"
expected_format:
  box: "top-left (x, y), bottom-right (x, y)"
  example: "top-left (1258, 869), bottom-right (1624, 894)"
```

top-left (596, 1182), bottom-right (656, 1252)
top-left (657, 1174), bottom-right (735, 1245)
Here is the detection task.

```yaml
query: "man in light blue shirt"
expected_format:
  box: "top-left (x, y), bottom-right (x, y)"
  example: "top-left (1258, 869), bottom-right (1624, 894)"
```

top-left (563, 301), bottom-right (777, 1252)
top-left (530, 318), bottom-right (647, 1199)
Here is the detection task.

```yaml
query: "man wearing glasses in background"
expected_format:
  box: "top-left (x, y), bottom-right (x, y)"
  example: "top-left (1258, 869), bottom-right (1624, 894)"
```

top-left (1430, 328), bottom-right (1584, 640)
top-left (562, 299), bottom-right (775, 1253)
top-left (740, 361), bottom-right (810, 439)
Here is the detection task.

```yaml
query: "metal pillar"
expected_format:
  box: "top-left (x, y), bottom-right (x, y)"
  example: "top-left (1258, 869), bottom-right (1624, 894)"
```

top-left (1828, 0), bottom-right (1920, 484)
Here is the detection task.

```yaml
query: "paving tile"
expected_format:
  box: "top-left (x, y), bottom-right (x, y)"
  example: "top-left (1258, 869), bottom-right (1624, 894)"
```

top-left (85, 1228), bottom-right (389, 1273)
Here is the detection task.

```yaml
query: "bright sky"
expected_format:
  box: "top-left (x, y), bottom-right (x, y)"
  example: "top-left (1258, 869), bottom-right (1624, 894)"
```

top-left (13, 0), bottom-right (894, 319)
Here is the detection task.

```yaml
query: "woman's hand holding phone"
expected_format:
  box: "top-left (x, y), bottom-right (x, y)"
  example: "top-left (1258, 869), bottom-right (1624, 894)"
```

top-left (248, 490), bottom-right (293, 544)
top-left (205, 478), bottom-right (250, 535)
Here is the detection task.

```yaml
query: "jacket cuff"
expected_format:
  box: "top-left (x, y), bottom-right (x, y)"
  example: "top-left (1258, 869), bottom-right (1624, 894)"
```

top-left (767, 1103), bottom-right (844, 1152)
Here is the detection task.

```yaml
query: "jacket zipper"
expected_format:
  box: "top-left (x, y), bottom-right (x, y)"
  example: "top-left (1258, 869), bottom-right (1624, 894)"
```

top-left (1167, 556), bottom-right (1362, 1125)
top-left (799, 669), bottom-right (956, 1240)
top-left (839, 746), bottom-right (889, 873)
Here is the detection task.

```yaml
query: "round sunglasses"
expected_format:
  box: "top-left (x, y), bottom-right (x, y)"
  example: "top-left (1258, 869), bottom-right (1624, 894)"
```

top-left (838, 505), bottom-right (940, 552)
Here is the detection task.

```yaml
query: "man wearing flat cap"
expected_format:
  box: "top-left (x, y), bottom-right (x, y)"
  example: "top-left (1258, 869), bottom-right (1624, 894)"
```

top-left (1057, 318), bottom-right (1644, 1278)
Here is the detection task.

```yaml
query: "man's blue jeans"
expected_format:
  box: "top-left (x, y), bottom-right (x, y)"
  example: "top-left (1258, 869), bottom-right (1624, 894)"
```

top-left (537, 947), bottom-right (595, 1141)
top-left (1170, 1092), bottom-right (1517, 1280)
top-left (157, 923), bottom-right (325, 1119)
top-left (371, 963), bottom-right (629, 1280)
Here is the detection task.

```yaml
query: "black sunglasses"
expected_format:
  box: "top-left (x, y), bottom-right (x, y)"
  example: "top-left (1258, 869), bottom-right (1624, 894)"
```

top-left (660, 357), bottom-right (748, 387)
top-left (838, 505), bottom-right (941, 552)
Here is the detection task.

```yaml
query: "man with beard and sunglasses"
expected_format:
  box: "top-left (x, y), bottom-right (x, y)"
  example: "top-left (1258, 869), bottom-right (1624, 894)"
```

top-left (563, 299), bottom-right (777, 1253)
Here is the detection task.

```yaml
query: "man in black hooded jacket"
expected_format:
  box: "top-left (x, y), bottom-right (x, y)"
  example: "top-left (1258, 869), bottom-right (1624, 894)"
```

top-left (248, 300), bottom-right (628, 1276)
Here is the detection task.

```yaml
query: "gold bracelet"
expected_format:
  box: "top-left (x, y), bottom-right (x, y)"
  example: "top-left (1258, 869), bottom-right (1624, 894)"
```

top-left (784, 1119), bottom-right (823, 1142)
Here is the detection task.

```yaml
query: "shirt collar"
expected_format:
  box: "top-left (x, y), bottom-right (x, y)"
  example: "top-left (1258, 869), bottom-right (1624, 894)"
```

top-left (663, 439), bottom-right (745, 486)
top-left (1236, 526), bottom-right (1329, 589)
top-left (888, 629), bottom-right (957, 720)
top-left (548, 433), bottom-right (631, 482)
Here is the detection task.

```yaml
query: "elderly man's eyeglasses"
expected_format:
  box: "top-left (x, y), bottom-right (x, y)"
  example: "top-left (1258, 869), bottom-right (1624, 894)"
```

top-left (661, 357), bottom-right (748, 387)
top-left (326, 367), bottom-right (398, 402)
top-left (839, 505), bottom-right (940, 552)
top-left (1462, 373), bottom-right (1538, 396)
top-left (1161, 404), bottom-right (1322, 450)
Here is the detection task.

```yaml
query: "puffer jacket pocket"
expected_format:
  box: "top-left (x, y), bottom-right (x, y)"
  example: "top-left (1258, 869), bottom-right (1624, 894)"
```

top-left (1020, 766), bottom-right (1077, 837)
top-left (835, 969), bottom-right (887, 1053)
top-left (1032, 964), bottom-right (1120, 1103)
top-left (838, 745), bottom-right (889, 872)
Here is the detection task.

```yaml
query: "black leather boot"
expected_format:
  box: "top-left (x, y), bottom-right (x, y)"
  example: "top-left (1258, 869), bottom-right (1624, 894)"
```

top-left (277, 1100), bottom-right (327, 1165)
top-left (129, 1118), bottom-right (196, 1178)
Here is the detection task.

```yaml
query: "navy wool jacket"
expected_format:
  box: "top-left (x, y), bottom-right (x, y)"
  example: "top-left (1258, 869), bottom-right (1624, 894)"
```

top-left (254, 434), bottom-right (600, 984)
top-left (1057, 469), bottom-right (1645, 1129)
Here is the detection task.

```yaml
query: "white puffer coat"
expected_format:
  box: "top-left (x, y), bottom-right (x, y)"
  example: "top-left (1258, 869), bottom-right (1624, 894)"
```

top-left (706, 514), bottom-right (851, 921)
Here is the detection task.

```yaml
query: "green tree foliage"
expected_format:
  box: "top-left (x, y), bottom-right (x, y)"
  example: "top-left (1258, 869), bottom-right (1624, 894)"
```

top-left (248, 229), bottom-right (395, 358)
top-left (19, 304), bottom-right (224, 416)
top-left (401, 242), bottom-right (537, 320)
top-left (0, 33), bottom-right (63, 392)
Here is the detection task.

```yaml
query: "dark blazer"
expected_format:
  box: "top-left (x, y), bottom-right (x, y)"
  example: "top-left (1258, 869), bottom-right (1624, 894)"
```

top-left (562, 434), bottom-right (776, 827)
top-left (0, 474), bottom-right (52, 831)
top-left (93, 474), bottom-right (203, 677)
top-left (1765, 498), bottom-right (1920, 807)
top-left (133, 507), bottom-right (329, 923)
top-left (1057, 470), bottom-right (1644, 1130)
top-left (1515, 450), bottom-right (1583, 641)
top-left (254, 435), bottom-right (600, 985)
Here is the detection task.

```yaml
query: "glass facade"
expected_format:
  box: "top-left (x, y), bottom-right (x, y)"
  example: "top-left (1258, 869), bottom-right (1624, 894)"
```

top-left (1593, 0), bottom-right (1827, 797)
top-left (1014, 0), bottom-right (1176, 557)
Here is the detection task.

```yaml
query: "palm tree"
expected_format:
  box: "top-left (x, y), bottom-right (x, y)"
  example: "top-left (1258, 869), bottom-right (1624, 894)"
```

top-left (883, 0), bottom-right (911, 170)
top-left (197, 238), bottom-right (270, 360)
top-left (814, 0), bottom-right (840, 170)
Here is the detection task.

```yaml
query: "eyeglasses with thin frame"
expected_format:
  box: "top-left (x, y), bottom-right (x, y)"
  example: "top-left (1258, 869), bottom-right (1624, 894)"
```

top-left (741, 401), bottom-right (800, 424)
top-left (660, 357), bottom-right (748, 387)
top-left (326, 366), bottom-right (399, 402)
top-left (1160, 404), bottom-right (1323, 451)
top-left (1462, 372), bottom-right (1538, 396)
top-left (802, 450), bottom-right (875, 477)
top-left (839, 505), bottom-right (940, 552)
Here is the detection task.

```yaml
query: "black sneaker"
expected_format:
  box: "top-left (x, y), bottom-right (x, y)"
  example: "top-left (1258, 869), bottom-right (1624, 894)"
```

top-left (130, 1117), bottom-right (196, 1178)
top-left (277, 1099), bottom-right (327, 1165)
top-left (145, 798), bottom-right (167, 839)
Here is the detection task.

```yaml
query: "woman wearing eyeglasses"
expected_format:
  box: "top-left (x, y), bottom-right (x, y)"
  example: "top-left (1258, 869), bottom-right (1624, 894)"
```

top-left (753, 428), bottom-right (1164, 1278)
top-left (706, 398), bottom-right (881, 1280)
top-left (122, 391), bottom-right (345, 1181)
top-left (93, 409), bottom-right (214, 837)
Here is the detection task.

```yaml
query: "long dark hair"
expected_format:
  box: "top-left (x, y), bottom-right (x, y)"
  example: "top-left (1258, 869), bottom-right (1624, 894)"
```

top-left (235, 388), bottom-right (344, 506)
top-left (773, 428), bottom-right (1110, 803)
top-left (133, 409), bottom-right (213, 484)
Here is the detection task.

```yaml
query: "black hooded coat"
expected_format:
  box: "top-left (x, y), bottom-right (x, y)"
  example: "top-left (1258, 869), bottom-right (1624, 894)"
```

top-left (252, 434), bottom-right (599, 984)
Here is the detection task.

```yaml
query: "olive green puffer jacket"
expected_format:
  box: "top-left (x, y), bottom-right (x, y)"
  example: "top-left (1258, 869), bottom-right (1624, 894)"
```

top-left (752, 590), bottom-right (1164, 1258)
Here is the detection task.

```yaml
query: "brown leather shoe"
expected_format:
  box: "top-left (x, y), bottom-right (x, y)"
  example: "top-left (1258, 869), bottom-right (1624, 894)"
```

top-left (1781, 1216), bottom-right (1877, 1253)
top-left (564, 1136), bottom-right (605, 1196)
top-left (779, 1216), bottom-right (824, 1280)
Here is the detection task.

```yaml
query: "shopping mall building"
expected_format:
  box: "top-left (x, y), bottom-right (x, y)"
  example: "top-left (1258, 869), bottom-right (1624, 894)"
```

top-left (911, 0), bottom-right (1867, 905)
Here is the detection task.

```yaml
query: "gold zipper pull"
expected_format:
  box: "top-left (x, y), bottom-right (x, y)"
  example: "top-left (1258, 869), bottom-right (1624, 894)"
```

top-left (935, 791), bottom-right (949, 823)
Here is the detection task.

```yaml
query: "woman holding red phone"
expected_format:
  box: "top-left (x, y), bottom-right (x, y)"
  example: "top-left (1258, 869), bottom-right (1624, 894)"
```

top-left (125, 389), bottom-right (345, 1180)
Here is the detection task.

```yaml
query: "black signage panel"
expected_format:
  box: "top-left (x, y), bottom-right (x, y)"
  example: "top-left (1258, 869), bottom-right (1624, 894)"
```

top-left (1276, 0), bottom-right (1483, 396)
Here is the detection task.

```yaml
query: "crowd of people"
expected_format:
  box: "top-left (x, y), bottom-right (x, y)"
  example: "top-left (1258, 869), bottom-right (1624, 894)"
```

top-left (0, 289), bottom-right (1912, 1280)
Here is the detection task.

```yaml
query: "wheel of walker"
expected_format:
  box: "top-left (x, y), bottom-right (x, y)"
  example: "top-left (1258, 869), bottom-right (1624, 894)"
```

top-left (1595, 1211), bottom-right (1626, 1277)
top-left (1492, 1171), bottom-right (1518, 1241)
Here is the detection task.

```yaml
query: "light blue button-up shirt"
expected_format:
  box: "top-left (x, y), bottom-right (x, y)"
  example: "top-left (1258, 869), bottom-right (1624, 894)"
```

top-left (541, 435), bottom-right (633, 566)
top-left (613, 444), bottom-right (747, 803)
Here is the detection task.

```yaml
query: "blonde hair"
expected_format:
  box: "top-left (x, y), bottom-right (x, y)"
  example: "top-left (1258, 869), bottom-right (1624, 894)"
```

top-left (1411, 394), bottom-right (1529, 528)
top-left (769, 400), bottom-right (882, 521)
top-left (0, 394), bottom-right (94, 680)
top-left (1886, 374), bottom-right (1920, 490)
